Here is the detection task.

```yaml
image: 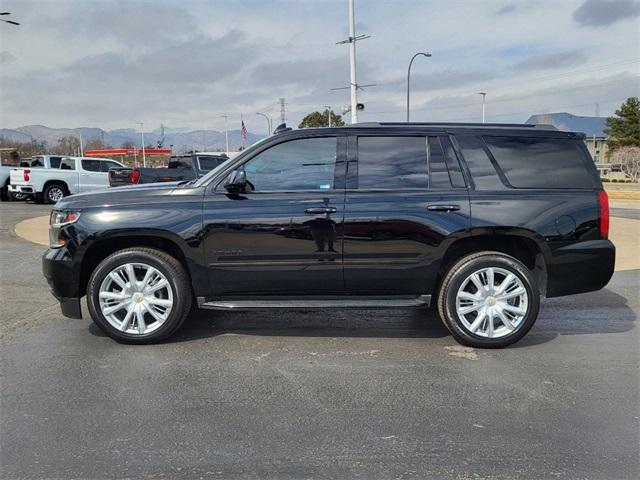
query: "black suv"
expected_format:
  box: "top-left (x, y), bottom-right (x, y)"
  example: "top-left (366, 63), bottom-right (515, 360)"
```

top-left (43, 123), bottom-right (615, 348)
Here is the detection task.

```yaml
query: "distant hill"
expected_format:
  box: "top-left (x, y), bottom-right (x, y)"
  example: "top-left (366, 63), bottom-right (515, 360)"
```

top-left (526, 113), bottom-right (607, 138)
top-left (0, 124), bottom-right (264, 153)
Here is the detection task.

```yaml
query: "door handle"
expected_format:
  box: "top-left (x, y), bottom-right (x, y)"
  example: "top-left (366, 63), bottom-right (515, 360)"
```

top-left (305, 207), bottom-right (337, 214)
top-left (427, 204), bottom-right (460, 212)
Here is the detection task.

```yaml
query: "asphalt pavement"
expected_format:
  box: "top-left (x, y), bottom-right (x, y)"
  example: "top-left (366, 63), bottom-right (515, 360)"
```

top-left (1, 200), bottom-right (638, 479)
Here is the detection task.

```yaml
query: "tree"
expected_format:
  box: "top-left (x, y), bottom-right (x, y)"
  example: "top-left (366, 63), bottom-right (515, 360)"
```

top-left (604, 97), bottom-right (640, 154)
top-left (298, 109), bottom-right (345, 129)
top-left (85, 138), bottom-right (106, 150)
top-left (53, 135), bottom-right (81, 155)
top-left (121, 141), bottom-right (136, 149)
top-left (611, 146), bottom-right (640, 182)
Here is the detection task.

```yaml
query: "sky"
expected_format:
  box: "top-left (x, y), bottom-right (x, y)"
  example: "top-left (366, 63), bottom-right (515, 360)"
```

top-left (0, 0), bottom-right (639, 135)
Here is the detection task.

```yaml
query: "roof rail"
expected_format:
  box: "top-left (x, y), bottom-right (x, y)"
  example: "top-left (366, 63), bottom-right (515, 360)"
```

top-left (346, 122), bottom-right (557, 130)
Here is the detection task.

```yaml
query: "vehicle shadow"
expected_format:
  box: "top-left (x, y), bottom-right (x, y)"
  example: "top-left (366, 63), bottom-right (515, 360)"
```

top-left (87, 286), bottom-right (636, 346)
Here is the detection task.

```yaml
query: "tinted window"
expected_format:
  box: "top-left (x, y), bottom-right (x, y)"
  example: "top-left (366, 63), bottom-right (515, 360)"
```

top-left (357, 136), bottom-right (427, 189)
top-left (82, 159), bottom-right (102, 172)
top-left (440, 136), bottom-right (466, 188)
top-left (455, 135), bottom-right (504, 190)
top-left (243, 137), bottom-right (336, 191)
top-left (168, 158), bottom-right (192, 168)
top-left (60, 158), bottom-right (76, 170)
top-left (198, 156), bottom-right (226, 171)
top-left (428, 137), bottom-right (450, 189)
top-left (49, 157), bottom-right (62, 168)
top-left (484, 136), bottom-right (594, 188)
top-left (101, 161), bottom-right (121, 172)
top-left (30, 158), bottom-right (44, 167)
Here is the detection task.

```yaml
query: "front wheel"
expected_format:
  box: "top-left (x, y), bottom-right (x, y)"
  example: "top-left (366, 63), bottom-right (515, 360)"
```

top-left (87, 248), bottom-right (192, 344)
top-left (436, 251), bottom-right (540, 348)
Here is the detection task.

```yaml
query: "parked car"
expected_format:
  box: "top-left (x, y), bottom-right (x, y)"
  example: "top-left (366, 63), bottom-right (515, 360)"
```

top-left (43, 122), bottom-right (614, 347)
top-left (9, 156), bottom-right (124, 204)
top-left (108, 153), bottom-right (229, 187)
top-left (2, 155), bottom-right (65, 201)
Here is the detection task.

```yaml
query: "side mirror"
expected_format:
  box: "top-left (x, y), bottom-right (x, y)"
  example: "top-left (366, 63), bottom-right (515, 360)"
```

top-left (223, 169), bottom-right (247, 193)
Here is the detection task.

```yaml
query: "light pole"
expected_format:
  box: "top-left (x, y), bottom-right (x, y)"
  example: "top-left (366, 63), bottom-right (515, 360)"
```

top-left (406, 52), bottom-right (432, 122)
top-left (323, 106), bottom-right (333, 127)
top-left (256, 112), bottom-right (272, 136)
top-left (220, 114), bottom-right (229, 153)
top-left (478, 92), bottom-right (487, 123)
top-left (136, 122), bottom-right (146, 167)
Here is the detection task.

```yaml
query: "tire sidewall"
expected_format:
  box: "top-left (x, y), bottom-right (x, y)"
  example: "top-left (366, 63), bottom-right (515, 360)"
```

top-left (442, 254), bottom-right (540, 348)
top-left (87, 250), bottom-right (189, 343)
top-left (44, 184), bottom-right (66, 204)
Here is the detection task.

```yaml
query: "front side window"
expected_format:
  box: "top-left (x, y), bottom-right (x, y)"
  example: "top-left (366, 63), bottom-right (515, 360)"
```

top-left (356, 136), bottom-right (428, 189)
top-left (82, 159), bottom-right (102, 172)
top-left (242, 137), bottom-right (336, 191)
top-left (101, 161), bottom-right (122, 172)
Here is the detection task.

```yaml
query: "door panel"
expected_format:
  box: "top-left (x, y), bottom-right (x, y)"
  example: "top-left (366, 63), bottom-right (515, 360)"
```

top-left (202, 135), bottom-right (346, 297)
top-left (342, 134), bottom-right (471, 295)
top-left (203, 192), bottom-right (344, 296)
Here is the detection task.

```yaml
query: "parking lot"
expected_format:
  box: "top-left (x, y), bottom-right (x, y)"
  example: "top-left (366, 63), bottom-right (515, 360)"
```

top-left (1, 200), bottom-right (638, 479)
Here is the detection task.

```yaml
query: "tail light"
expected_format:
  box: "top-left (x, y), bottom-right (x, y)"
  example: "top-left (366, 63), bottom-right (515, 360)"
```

top-left (23, 168), bottom-right (30, 182)
top-left (598, 190), bottom-right (609, 239)
top-left (130, 169), bottom-right (141, 184)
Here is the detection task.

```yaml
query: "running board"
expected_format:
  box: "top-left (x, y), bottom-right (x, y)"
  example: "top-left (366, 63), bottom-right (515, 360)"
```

top-left (197, 295), bottom-right (431, 311)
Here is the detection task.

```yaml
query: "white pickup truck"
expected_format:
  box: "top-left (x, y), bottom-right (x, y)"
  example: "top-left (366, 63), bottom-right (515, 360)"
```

top-left (9, 156), bottom-right (124, 204)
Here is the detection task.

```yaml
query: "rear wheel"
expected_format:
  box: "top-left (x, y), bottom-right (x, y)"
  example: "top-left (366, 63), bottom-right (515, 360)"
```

top-left (437, 251), bottom-right (540, 348)
top-left (43, 183), bottom-right (67, 204)
top-left (87, 248), bottom-right (192, 344)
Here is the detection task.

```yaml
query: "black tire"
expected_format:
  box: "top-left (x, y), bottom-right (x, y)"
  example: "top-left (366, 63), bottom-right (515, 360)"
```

top-left (0, 182), bottom-right (9, 201)
top-left (43, 183), bottom-right (67, 204)
top-left (87, 247), bottom-right (192, 344)
top-left (436, 251), bottom-right (540, 348)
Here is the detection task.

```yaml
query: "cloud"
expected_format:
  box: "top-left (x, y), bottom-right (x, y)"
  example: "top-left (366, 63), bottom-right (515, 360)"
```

top-left (515, 50), bottom-right (588, 71)
top-left (0, 51), bottom-right (17, 64)
top-left (497, 4), bottom-right (517, 15)
top-left (573, 0), bottom-right (640, 27)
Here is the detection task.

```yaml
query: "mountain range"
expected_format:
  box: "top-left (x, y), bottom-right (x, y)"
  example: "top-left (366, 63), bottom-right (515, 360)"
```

top-left (0, 125), bottom-right (264, 153)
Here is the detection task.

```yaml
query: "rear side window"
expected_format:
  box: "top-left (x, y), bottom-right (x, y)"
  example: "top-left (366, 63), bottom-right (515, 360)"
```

top-left (49, 157), bottom-right (62, 168)
top-left (483, 136), bottom-right (594, 188)
top-left (198, 156), bottom-right (226, 171)
top-left (82, 159), bottom-right (102, 172)
top-left (356, 136), bottom-right (428, 189)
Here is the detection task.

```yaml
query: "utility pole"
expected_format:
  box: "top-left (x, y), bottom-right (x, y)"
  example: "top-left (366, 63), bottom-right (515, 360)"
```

top-left (220, 114), bottom-right (229, 153)
top-left (136, 122), bottom-right (146, 167)
top-left (78, 130), bottom-right (84, 156)
top-left (348, 0), bottom-right (358, 123)
top-left (478, 92), bottom-right (487, 123)
top-left (279, 98), bottom-right (286, 125)
top-left (335, 0), bottom-right (371, 124)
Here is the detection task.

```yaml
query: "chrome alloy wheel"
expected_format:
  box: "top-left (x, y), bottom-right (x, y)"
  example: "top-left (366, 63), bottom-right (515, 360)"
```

top-left (48, 186), bottom-right (64, 202)
top-left (455, 267), bottom-right (528, 338)
top-left (98, 263), bottom-right (174, 335)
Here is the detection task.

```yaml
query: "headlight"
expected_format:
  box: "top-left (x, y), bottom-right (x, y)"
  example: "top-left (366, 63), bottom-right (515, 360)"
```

top-left (49, 210), bottom-right (80, 248)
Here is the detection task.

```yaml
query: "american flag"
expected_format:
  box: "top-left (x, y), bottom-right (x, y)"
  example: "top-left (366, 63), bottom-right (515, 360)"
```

top-left (241, 119), bottom-right (248, 139)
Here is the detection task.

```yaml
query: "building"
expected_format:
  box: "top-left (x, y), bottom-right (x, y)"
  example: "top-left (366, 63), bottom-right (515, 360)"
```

top-left (526, 112), bottom-right (615, 177)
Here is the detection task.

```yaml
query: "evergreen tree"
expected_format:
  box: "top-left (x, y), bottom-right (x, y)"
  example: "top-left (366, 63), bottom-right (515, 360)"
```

top-left (604, 97), bottom-right (640, 154)
top-left (298, 109), bottom-right (345, 128)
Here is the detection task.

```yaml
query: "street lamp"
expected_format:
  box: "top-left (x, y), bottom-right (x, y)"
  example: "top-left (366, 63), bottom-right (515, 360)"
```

top-left (136, 122), bottom-right (146, 167)
top-left (406, 52), bottom-right (432, 122)
top-left (478, 92), bottom-right (487, 123)
top-left (220, 115), bottom-right (229, 154)
top-left (323, 105), bottom-right (333, 127)
top-left (256, 112), bottom-right (272, 136)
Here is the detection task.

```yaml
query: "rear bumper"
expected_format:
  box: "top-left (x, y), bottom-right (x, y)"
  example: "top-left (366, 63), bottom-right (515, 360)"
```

top-left (42, 247), bottom-right (82, 319)
top-left (546, 239), bottom-right (615, 297)
top-left (8, 184), bottom-right (35, 194)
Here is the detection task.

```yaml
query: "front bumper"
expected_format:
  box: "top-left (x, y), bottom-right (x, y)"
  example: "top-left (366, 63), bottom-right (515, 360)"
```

top-left (8, 184), bottom-right (35, 194)
top-left (42, 247), bottom-right (82, 319)
top-left (546, 239), bottom-right (615, 297)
